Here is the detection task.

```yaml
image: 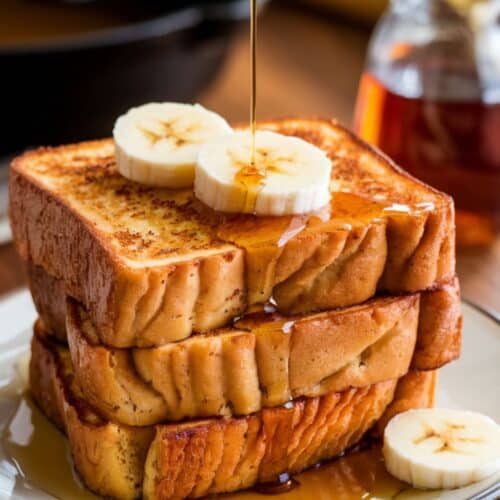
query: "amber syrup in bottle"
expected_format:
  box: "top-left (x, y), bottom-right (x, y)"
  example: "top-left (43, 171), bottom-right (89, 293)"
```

top-left (354, 70), bottom-right (500, 248)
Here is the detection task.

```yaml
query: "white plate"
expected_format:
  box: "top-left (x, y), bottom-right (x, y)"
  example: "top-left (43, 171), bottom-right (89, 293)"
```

top-left (0, 290), bottom-right (499, 499)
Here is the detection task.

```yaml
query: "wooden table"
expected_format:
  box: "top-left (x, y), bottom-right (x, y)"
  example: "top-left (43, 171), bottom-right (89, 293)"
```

top-left (0, 2), bottom-right (498, 317)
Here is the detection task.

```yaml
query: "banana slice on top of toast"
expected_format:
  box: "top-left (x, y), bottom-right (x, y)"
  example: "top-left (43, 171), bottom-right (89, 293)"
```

top-left (113, 102), bottom-right (232, 188)
top-left (114, 103), bottom-right (332, 216)
top-left (195, 130), bottom-right (332, 215)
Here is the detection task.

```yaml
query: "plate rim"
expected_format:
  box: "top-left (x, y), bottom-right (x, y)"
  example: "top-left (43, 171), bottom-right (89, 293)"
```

top-left (458, 300), bottom-right (500, 500)
top-left (463, 298), bottom-right (500, 325)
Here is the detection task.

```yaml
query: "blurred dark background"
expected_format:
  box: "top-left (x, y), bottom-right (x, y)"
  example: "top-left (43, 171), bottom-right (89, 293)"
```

top-left (0, 0), bottom-right (384, 157)
top-left (0, 0), bottom-right (264, 156)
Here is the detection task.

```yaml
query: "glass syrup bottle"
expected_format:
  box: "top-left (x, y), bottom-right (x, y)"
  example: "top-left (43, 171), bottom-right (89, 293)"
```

top-left (354, 0), bottom-right (500, 247)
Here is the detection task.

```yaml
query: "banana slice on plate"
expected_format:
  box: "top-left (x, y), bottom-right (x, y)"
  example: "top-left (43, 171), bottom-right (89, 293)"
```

top-left (194, 130), bottom-right (332, 215)
top-left (383, 408), bottom-right (500, 490)
top-left (113, 103), bottom-right (232, 188)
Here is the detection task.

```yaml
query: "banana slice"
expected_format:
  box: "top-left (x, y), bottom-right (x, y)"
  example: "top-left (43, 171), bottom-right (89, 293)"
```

top-left (383, 408), bottom-right (500, 490)
top-left (113, 103), bottom-right (232, 188)
top-left (194, 130), bottom-right (332, 215)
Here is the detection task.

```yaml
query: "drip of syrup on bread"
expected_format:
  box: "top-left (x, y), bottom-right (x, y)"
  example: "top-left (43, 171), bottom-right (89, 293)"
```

top-left (214, 192), bottom-right (417, 252)
top-left (191, 192), bottom-right (421, 311)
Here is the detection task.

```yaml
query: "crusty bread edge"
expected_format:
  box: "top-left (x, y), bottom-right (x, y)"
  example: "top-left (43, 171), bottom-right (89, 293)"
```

top-left (30, 324), bottom-right (437, 499)
top-left (11, 118), bottom-right (456, 347)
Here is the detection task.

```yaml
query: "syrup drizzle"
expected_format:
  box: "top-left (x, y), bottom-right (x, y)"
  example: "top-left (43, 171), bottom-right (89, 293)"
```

top-left (235, 161), bottom-right (266, 213)
top-left (250, 0), bottom-right (257, 167)
top-left (232, 148), bottom-right (292, 213)
top-left (233, 0), bottom-right (262, 213)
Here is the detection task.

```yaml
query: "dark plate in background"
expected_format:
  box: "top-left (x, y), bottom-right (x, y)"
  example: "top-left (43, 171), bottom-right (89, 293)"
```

top-left (0, 0), bottom-right (264, 156)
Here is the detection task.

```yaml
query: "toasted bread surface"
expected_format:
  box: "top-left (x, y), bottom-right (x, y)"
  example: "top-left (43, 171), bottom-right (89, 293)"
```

top-left (30, 329), bottom-right (154, 499)
top-left (412, 279), bottom-right (463, 370)
top-left (66, 296), bottom-right (418, 425)
top-left (11, 119), bottom-right (455, 347)
top-left (30, 324), bottom-right (436, 500)
top-left (374, 369), bottom-right (438, 434)
top-left (28, 262), bottom-right (460, 425)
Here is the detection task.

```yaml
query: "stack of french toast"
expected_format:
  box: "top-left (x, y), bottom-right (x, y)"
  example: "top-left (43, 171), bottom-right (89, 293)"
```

top-left (9, 117), bottom-right (461, 499)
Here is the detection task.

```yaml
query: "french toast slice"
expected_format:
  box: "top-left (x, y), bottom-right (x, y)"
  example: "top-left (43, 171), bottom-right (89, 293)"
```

top-left (30, 322), bottom-right (437, 500)
top-left (66, 296), bottom-right (418, 425)
top-left (11, 119), bottom-right (455, 347)
top-left (29, 263), bottom-right (460, 425)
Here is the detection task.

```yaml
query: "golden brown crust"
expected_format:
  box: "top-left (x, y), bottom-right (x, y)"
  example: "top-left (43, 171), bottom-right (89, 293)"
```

top-left (66, 296), bottom-right (418, 425)
top-left (30, 325), bottom-right (436, 500)
top-left (411, 279), bottom-right (463, 370)
top-left (374, 370), bottom-right (438, 434)
top-left (143, 382), bottom-right (397, 499)
top-left (11, 118), bottom-right (456, 347)
top-left (27, 263), bottom-right (67, 341)
top-left (30, 328), bottom-right (155, 500)
top-left (27, 263), bottom-right (460, 425)
top-left (26, 266), bottom-right (462, 373)
top-left (30, 329), bottom-right (67, 432)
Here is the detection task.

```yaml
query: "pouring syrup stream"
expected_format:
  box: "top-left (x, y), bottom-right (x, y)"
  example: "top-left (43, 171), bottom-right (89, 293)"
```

top-left (234, 0), bottom-right (262, 213)
top-left (250, 0), bottom-right (257, 166)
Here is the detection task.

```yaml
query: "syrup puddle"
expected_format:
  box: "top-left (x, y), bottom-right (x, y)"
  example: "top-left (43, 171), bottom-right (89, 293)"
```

top-left (236, 448), bottom-right (411, 500)
top-left (3, 397), bottom-right (97, 499)
top-left (0, 352), bottom-right (441, 500)
top-left (0, 353), bottom-right (97, 499)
